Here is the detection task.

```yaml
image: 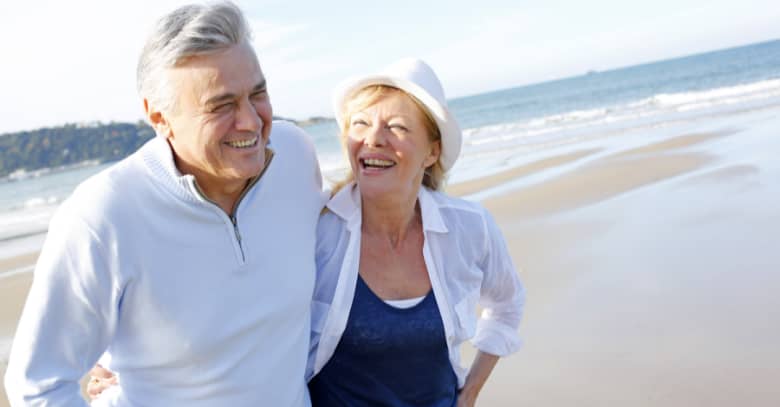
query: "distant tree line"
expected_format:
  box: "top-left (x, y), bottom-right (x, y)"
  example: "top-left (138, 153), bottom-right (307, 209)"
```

top-left (0, 116), bottom-right (329, 179)
top-left (0, 122), bottom-right (155, 179)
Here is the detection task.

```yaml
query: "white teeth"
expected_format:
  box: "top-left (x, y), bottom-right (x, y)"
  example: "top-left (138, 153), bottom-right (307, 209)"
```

top-left (226, 137), bottom-right (258, 148)
top-left (363, 158), bottom-right (394, 168)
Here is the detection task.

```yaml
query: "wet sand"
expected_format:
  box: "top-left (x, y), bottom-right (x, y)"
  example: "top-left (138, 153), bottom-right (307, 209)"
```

top-left (459, 115), bottom-right (780, 405)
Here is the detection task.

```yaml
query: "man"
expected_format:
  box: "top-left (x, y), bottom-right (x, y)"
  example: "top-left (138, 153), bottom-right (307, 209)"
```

top-left (4, 2), bottom-right (325, 405)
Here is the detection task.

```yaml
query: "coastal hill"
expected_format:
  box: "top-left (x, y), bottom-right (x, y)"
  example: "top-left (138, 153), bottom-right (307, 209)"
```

top-left (0, 122), bottom-right (155, 180)
top-left (0, 116), bottom-right (331, 180)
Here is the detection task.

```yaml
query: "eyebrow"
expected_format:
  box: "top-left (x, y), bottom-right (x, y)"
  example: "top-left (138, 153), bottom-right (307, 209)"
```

top-left (204, 79), bottom-right (267, 106)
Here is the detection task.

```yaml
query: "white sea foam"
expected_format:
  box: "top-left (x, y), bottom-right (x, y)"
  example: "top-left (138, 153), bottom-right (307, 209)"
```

top-left (632, 79), bottom-right (780, 112)
top-left (18, 196), bottom-right (62, 210)
top-left (660, 79), bottom-right (780, 104)
top-left (0, 205), bottom-right (55, 245)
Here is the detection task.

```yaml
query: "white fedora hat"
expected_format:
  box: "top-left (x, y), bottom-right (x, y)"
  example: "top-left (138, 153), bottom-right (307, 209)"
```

top-left (332, 58), bottom-right (462, 172)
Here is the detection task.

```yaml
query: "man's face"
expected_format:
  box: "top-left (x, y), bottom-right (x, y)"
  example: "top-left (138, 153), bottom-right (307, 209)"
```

top-left (160, 43), bottom-right (272, 193)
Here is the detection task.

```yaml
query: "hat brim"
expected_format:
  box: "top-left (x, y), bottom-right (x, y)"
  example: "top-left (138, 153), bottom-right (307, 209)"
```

top-left (333, 75), bottom-right (462, 172)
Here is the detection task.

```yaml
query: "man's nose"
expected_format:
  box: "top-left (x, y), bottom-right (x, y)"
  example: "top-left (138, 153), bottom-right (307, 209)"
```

top-left (235, 98), bottom-right (263, 133)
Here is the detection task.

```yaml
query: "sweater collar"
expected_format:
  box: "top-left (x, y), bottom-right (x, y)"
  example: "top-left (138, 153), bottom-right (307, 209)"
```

top-left (139, 136), bottom-right (273, 206)
top-left (326, 182), bottom-right (448, 234)
top-left (140, 136), bottom-right (201, 203)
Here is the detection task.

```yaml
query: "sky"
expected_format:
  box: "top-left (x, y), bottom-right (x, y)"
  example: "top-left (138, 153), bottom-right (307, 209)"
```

top-left (1, 0), bottom-right (779, 134)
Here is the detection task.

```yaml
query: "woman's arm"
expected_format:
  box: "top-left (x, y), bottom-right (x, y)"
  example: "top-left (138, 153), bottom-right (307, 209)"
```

top-left (471, 208), bottom-right (525, 356)
top-left (455, 208), bottom-right (524, 406)
top-left (458, 351), bottom-right (500, 406)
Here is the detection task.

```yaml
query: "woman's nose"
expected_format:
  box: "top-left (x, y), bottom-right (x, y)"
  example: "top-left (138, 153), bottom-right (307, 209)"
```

top-left (363, 124), bottom-right (387, 146)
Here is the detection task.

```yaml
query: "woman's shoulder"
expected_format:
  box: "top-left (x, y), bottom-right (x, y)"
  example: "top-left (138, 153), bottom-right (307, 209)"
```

top-left (426, 188), bottom-right (491, 224)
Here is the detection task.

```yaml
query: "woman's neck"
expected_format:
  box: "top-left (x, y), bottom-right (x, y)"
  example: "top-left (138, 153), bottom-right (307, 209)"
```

top-left (361, 187), bottom-right (422, 249)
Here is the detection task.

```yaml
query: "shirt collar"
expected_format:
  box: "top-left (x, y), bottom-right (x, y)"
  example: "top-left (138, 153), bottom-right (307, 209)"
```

top-left (326, 182), bottom-right (448, 234)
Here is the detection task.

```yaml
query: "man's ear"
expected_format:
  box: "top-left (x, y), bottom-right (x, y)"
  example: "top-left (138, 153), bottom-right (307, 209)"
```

top-left (144, 98), bottom-right (171, 138)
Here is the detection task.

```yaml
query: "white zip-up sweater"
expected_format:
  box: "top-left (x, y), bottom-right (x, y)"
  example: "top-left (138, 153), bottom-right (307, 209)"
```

top-left (4, 121), bottom-right (327, 406)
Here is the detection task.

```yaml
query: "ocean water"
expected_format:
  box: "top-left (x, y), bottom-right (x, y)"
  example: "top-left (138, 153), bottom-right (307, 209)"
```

top-left (2, 39), bottom-right (780, 264)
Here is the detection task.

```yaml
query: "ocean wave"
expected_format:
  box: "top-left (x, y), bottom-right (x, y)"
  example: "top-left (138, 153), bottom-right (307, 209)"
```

top-left (0, 205), bottom-right (56, 242)
top-left (636, 78), bottom-right (780, 111)
top-left (526, 107), bottom-right (609, 128)
top-left (461, 77), bottom-right (780, 150)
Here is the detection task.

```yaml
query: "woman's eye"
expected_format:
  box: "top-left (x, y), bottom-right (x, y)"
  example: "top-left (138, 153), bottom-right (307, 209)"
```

top-left (389, 124), bottom-right (408, 132)
top-left (351, 119), bottom-right (368, 127)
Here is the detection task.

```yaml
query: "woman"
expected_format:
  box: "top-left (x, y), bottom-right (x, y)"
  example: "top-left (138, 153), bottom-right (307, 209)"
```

top-left (89, 59), bottom-right (524, 406)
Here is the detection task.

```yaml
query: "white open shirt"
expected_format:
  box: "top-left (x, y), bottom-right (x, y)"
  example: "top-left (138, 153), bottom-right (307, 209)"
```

top-left (308, 183), bottom-right (525, 387)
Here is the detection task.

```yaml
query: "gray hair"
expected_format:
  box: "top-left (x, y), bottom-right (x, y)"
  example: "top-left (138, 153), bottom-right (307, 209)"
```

top-left (137, 1), bottom-right (253, 112)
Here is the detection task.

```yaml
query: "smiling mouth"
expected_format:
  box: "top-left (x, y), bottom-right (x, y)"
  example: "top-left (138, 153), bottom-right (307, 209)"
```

top-left (360, 158), bottom-right (395, 169)
top-left (224, 136), bottom-right (259, 149)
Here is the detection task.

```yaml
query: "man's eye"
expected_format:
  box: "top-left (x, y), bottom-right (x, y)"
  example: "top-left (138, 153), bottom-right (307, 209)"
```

top-left (211, 103), bottom-right (233, 113)
top-left (250, 90), bottom-right (267, 100)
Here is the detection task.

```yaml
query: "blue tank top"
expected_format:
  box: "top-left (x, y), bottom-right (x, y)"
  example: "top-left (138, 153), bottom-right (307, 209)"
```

top-left (309, 275), bottom-right (458, 406)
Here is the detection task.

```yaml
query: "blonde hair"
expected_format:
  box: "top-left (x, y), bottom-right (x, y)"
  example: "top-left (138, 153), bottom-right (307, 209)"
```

top-left (331, 85), bottom-right (445, 195)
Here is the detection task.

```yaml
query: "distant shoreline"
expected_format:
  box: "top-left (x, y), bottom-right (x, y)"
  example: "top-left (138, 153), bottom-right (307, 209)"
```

top-left (0, 159), bottom-right (104, 183)
top-left (0, 115), bottom-right (335, 139)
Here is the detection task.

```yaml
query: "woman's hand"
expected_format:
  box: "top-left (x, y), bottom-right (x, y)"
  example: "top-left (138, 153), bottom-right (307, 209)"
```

top-left (457, 351), bottom-right (500, 406)
top-left (456, 389), bottom-right (478, 407)
top-left (86, 364), bottom-right (118, 400)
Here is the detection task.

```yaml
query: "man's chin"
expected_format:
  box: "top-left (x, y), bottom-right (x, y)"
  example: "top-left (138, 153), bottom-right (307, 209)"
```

top-left (227, 163), bottom-right (266, 182)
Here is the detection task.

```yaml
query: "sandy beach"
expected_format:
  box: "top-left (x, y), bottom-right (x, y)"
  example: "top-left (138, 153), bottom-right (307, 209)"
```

top-left (463, 108), bottom-right (780, 405)
top-left (2, 107), bottom-right (780, 405)
top-left (0, 272), bottom-right (32, 405)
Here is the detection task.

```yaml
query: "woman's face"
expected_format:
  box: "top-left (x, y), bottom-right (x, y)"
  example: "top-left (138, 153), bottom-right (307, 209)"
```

top-left (345, 91), bottom-right (440, 202)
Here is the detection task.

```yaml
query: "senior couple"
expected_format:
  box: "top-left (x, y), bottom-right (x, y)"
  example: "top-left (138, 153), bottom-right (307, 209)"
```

top-left (4, 2), bottom-right (524, 406)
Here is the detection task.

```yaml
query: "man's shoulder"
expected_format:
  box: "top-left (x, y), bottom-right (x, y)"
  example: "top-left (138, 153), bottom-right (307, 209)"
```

top-left (266, 120), bottom-right (323, 191)
top-left (60, 148), bottom-right (149, 220)
top-left (269, 120), bottom-right (316, 155)
top-left (317, 209), bottom-right (347, 236)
